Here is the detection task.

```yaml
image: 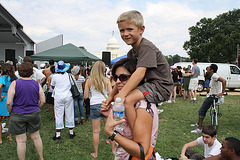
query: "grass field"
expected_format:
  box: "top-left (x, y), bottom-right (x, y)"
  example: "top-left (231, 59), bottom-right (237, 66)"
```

top-left (0, 95), bottom-right (239, 160)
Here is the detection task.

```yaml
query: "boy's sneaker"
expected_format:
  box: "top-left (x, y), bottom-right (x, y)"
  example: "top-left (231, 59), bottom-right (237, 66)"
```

top-left (172, 100), bottom-right (175, 103)
top-left (190, 123), bottom-right (199, 127)
top-left (191, 128), bottom-right (202, 133)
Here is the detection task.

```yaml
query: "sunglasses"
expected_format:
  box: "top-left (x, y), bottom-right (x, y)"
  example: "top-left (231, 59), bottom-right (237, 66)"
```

top-left (113, 74), bottom-right (131, 82)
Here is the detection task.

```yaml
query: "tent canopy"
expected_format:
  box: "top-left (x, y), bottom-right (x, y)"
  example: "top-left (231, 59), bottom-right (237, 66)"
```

top-left (30, 43), bottom-right (100, 62)
top-left (111, 54), bottom-right (127, 65)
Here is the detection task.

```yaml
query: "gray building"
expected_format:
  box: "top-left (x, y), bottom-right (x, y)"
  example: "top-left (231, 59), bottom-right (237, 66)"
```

top-left (0, 3), bottom-right (34, 65)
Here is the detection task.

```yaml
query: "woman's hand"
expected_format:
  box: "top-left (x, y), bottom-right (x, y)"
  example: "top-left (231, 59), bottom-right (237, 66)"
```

top-left (104, 109), bottom-right (125, 136)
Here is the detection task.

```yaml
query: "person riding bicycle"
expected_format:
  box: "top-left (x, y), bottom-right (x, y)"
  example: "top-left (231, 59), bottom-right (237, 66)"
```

top-left (191, 64), bottom-right (226, 133)
top-left (180, 126), bottom-right (222, 160)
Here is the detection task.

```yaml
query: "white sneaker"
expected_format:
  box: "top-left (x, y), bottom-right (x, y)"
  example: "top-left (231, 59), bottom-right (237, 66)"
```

top-left (2, 128), bottom-right (8, 133)
top-left (191, 128), bottom-right (202, 133)
top-left (166, 100), bottom-right (172, 103)
top-left (190, 123), bottom-right (199, 127)
top-left (172, 100), bottom-right (175, 103)
top-left (158, 109), bottom-right (164, 114)
top-left (1, 123), bottom-right (6, 128)
top-left (158, 102), bottom-right (163, 106)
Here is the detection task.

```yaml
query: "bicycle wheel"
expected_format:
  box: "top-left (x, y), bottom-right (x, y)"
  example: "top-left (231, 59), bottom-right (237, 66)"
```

top-left (211, 109), bottom-right (218, 136)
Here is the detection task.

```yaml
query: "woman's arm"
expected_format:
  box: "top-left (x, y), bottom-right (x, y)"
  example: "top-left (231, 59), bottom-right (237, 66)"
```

top-left (38, 83), bottom-right (45, 107)
top-left (83, 79), bottom-right (90, 99)
top-left (105, 108), bottom-right (153, 158)
top-left (6, 81), bottom-right (16, 114)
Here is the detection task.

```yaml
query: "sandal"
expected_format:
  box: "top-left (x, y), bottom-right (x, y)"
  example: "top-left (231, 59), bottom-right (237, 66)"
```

top-left (7, 135), bottom-right (12, 141)
top-left (90, 153), bottom-right (97, 158)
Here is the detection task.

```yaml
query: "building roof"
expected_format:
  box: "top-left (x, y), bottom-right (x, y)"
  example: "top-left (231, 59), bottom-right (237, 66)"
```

top-left (0, 3), bottom-right (34, 44)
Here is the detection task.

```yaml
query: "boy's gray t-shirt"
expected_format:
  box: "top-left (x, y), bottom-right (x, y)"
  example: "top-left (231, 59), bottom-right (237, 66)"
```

top-left (127, 38), bottom-right (173, 100)
top-left (191, 65), bottom-right (200, 78)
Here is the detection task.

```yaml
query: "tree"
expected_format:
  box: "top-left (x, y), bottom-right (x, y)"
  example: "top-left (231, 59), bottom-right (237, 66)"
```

top-left (165, 54), bottom-right (191, 66)
top-left (184, 9), bottom-right (240, 63)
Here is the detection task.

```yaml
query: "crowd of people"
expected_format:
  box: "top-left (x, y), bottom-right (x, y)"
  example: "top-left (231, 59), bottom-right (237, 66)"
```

top-left (0, 9), bottom-right (239, 160)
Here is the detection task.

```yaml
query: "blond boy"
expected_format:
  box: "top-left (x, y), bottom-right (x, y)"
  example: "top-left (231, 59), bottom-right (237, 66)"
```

top-left (106, 10), bottom-right (173, 130)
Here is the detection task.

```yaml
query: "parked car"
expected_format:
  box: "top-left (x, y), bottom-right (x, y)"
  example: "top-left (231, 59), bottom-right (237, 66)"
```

top-left (174, 62), bottom-right (240, 92)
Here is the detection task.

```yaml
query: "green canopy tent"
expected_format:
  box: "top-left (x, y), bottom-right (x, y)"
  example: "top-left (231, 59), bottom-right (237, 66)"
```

top-left (30, 43), bottom-right (100, 62)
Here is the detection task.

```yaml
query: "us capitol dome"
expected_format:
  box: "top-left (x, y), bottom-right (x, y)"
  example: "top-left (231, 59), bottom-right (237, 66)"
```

top-left (106, 31), bottom-right (120, 59)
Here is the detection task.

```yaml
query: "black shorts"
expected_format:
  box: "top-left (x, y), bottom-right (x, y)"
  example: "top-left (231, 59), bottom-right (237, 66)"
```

top-left (46, 92), bottom-right (54, 105)
top-left (8, 109), bottom-right (41, 135)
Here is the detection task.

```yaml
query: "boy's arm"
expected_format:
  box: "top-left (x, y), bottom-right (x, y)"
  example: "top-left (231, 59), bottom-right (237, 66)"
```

top-left (108, 84), bottom-right (118, 101)
top-left (117, 67), bottom-right (146, 101)
top-left (180, 140), bottom-right (199, 159)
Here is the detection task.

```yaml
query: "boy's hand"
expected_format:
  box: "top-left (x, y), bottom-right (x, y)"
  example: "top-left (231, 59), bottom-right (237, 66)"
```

top-left (101, 100), bottom-right (112, 117)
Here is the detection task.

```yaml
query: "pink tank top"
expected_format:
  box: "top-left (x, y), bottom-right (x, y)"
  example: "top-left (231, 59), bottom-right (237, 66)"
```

top-left (115, 100), bottom-right (159, 160)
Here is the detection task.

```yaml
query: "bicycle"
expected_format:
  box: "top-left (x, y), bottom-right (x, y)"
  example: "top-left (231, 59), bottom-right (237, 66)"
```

top-left (209, 95), bottom-right (224, 137)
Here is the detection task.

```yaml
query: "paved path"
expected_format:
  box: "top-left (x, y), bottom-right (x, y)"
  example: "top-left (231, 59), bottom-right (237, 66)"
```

top-left (198, 89), bottom-right (240, 96)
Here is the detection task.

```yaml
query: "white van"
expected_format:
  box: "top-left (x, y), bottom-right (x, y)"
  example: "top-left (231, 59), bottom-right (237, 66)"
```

top-left (174, 62), bottom-right (240, 92)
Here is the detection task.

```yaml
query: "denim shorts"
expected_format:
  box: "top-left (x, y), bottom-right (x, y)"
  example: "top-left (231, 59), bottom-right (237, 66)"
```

top-left (90, 104), bottom-right (106, 120)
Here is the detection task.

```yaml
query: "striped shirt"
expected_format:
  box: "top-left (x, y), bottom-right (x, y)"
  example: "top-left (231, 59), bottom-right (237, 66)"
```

top-left (72, 75), bottom-right (85, 92)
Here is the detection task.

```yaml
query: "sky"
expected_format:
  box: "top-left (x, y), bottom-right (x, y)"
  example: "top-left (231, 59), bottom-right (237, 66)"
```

top-left (1, 0), bottom-right (240, 57)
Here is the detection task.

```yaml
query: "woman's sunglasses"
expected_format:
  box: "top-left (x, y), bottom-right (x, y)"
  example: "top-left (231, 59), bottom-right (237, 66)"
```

top-left (113, 74), bottom-right (131, 82)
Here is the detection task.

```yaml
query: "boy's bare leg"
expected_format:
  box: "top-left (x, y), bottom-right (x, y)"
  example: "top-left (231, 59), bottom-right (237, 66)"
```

top-left (125, 89), bottom-right (144, 131)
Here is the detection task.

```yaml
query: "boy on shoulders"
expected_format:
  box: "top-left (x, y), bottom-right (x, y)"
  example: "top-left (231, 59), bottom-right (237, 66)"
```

top-left (104, 10), bottom-right (173, 130)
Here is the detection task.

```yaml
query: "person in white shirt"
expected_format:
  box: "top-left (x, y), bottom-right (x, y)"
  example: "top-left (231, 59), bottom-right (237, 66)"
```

top-left (15, 56), bottom-right (46, 84)
top-left (205, 137), bottom-right (240, 160)
top-left (51, 61), bottom-right (75, 140)
top-left (191, 64), bottom-right (226, 133)
top-left (180, 125), bottom-right (222, 160)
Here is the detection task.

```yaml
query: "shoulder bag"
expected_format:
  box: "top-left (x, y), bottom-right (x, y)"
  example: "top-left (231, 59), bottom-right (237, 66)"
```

top-left (68, 74), bottom-right (80, 99)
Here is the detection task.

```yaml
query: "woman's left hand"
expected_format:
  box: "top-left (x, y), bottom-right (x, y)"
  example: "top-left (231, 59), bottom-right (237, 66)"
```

top-left (105, 109), bottom-right (125, 136)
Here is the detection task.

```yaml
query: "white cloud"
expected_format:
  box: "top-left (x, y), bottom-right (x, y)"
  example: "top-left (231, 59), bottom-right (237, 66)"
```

top-left (1, 0), bottom-right (238, 57)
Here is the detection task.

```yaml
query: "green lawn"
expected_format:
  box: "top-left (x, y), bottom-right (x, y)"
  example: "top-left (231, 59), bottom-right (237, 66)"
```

top-left (0, 95), bottom-right (239, 160)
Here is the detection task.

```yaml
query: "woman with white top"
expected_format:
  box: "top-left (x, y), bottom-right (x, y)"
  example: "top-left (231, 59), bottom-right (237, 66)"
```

top-left (51, 61), bottom-right (75, 140)
top-left (84, 61), bottom-right (115, 158)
